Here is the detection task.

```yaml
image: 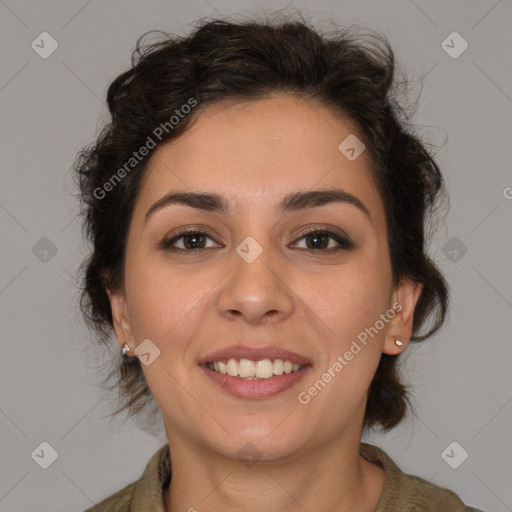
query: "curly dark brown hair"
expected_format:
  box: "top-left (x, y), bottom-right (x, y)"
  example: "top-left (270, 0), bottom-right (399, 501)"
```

top-left (73, 13), bottom-right (449, 433)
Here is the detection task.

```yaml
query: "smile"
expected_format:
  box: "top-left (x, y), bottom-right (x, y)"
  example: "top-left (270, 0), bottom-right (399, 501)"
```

top-left (206, 358), bottom-right (303, 379)
top-left (198, 345), bottom-right (312, 398)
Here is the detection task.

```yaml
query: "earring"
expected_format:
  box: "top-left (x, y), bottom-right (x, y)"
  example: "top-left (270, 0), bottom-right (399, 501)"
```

top-left (121, 343), bottom-right (131, 356)
top-left (395, 339), bottom-right (403, 346)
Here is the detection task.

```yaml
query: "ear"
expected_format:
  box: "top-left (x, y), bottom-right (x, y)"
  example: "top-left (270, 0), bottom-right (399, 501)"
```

top-left (106, 287), bottom-right (135, 355)
top-left (382, 278), bottom-right (423, 355)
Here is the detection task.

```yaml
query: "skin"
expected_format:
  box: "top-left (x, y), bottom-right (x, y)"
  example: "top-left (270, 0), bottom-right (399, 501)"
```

top-left (108, 94), bottom-right (422, 512)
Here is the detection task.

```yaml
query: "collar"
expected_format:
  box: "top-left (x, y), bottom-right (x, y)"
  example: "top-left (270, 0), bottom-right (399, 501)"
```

top-left (129, 441), bottom-right (467, 512)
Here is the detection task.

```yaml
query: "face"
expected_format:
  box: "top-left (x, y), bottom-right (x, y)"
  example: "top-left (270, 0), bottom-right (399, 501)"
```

top-left (109, 94), bottom-right (421, 462)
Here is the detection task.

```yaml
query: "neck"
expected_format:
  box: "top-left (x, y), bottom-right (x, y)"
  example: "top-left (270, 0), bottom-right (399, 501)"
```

top-left (163, 431), bottom-right (385, 512)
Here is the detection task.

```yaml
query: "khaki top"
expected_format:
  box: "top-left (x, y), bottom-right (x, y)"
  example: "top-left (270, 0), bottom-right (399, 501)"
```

top-left (84, 442), bottom-right (485, 512)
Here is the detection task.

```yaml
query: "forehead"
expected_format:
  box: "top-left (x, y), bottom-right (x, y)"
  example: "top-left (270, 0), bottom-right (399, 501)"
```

top-left (136, 95), bottom-right (384, 221)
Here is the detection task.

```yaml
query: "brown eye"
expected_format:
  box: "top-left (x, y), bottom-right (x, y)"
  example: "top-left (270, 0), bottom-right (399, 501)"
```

top-left (160, 230), bottom-right (220, 252)
top-left (292, 229), bottom-right (353, 252)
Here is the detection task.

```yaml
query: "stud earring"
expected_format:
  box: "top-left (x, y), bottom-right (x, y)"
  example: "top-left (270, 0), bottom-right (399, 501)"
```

top-left (121, 343), bottom-right (131, 356)
top-left (395, 339), bottom-right (403, 346)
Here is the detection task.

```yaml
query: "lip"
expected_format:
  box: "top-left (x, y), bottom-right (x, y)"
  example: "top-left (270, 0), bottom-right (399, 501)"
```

top-left (198, 345), bottom-right (312, 399)
top-left (200, 364), bottom-right (312, 399)
top-left (198, 345), bottom-right (312, 366)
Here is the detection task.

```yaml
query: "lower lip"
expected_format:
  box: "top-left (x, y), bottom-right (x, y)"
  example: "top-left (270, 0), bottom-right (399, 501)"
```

top-left (199, 365), bottom-right (311, 399)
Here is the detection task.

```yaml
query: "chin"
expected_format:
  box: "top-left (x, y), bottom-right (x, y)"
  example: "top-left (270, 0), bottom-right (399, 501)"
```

top-left (204, 421), bottom-right (307, 463)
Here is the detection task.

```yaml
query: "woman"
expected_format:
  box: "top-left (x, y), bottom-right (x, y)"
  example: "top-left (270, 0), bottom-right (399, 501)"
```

top-left (75, 14), bottom-right (485, 512)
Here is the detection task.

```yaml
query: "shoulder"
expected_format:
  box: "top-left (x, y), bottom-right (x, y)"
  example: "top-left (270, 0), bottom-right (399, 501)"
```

top-left (400, 471), bottom-right (480, 511)
top-left (83, 481), bottom-right (136, 512)
top-left (360, 442), bottom-right (486, 512)
top-left (82, 443), bottom-right (170, 512)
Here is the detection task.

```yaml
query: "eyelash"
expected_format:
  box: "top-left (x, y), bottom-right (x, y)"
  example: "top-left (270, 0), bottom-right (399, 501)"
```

top-left (159, 227), bottom-right (353, 254)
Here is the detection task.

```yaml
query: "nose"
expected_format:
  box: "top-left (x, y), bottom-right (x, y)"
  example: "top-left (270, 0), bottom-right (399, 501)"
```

top-left (217, 241), bottom-right (294, 325)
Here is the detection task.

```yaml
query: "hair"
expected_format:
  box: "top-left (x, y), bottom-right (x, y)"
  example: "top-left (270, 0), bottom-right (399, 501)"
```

top-left (73, 12), bottom-right (449, 433)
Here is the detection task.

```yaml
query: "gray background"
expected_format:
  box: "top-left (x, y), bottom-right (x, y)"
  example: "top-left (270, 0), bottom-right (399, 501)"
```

top-left (0, 0), bottom-right (511, 511)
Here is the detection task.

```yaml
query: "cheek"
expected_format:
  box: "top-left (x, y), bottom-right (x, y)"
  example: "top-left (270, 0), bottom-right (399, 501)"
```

top-left (299, 256), bottom-right (391, 343)
top-left (124, 253), bottom-right (221, 350)
top-left (295, 267), bottom-right (390, 424)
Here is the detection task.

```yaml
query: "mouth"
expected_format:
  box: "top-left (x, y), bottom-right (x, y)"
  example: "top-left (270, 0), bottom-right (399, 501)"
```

top-left (205, 358), bottom-right (304, 379)
top-left (198, 346), bottom-right (312, 399)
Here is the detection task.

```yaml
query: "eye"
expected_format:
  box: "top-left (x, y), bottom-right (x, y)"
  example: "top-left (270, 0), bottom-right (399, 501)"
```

top-left (160, 227), bottom-right (353, 254)
top-left (160, 229), bottom-right (221, 252)
top-left (291, 228), bottom-right (353, 252)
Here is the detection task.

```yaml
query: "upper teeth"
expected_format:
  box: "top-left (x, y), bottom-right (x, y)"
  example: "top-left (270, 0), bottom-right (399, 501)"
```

top-left (207, 358), bottom-right (302, 379)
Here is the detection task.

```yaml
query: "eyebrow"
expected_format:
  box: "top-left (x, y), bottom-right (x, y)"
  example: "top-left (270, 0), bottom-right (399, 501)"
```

top-left (144, 189), bottom-right (372, 223)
